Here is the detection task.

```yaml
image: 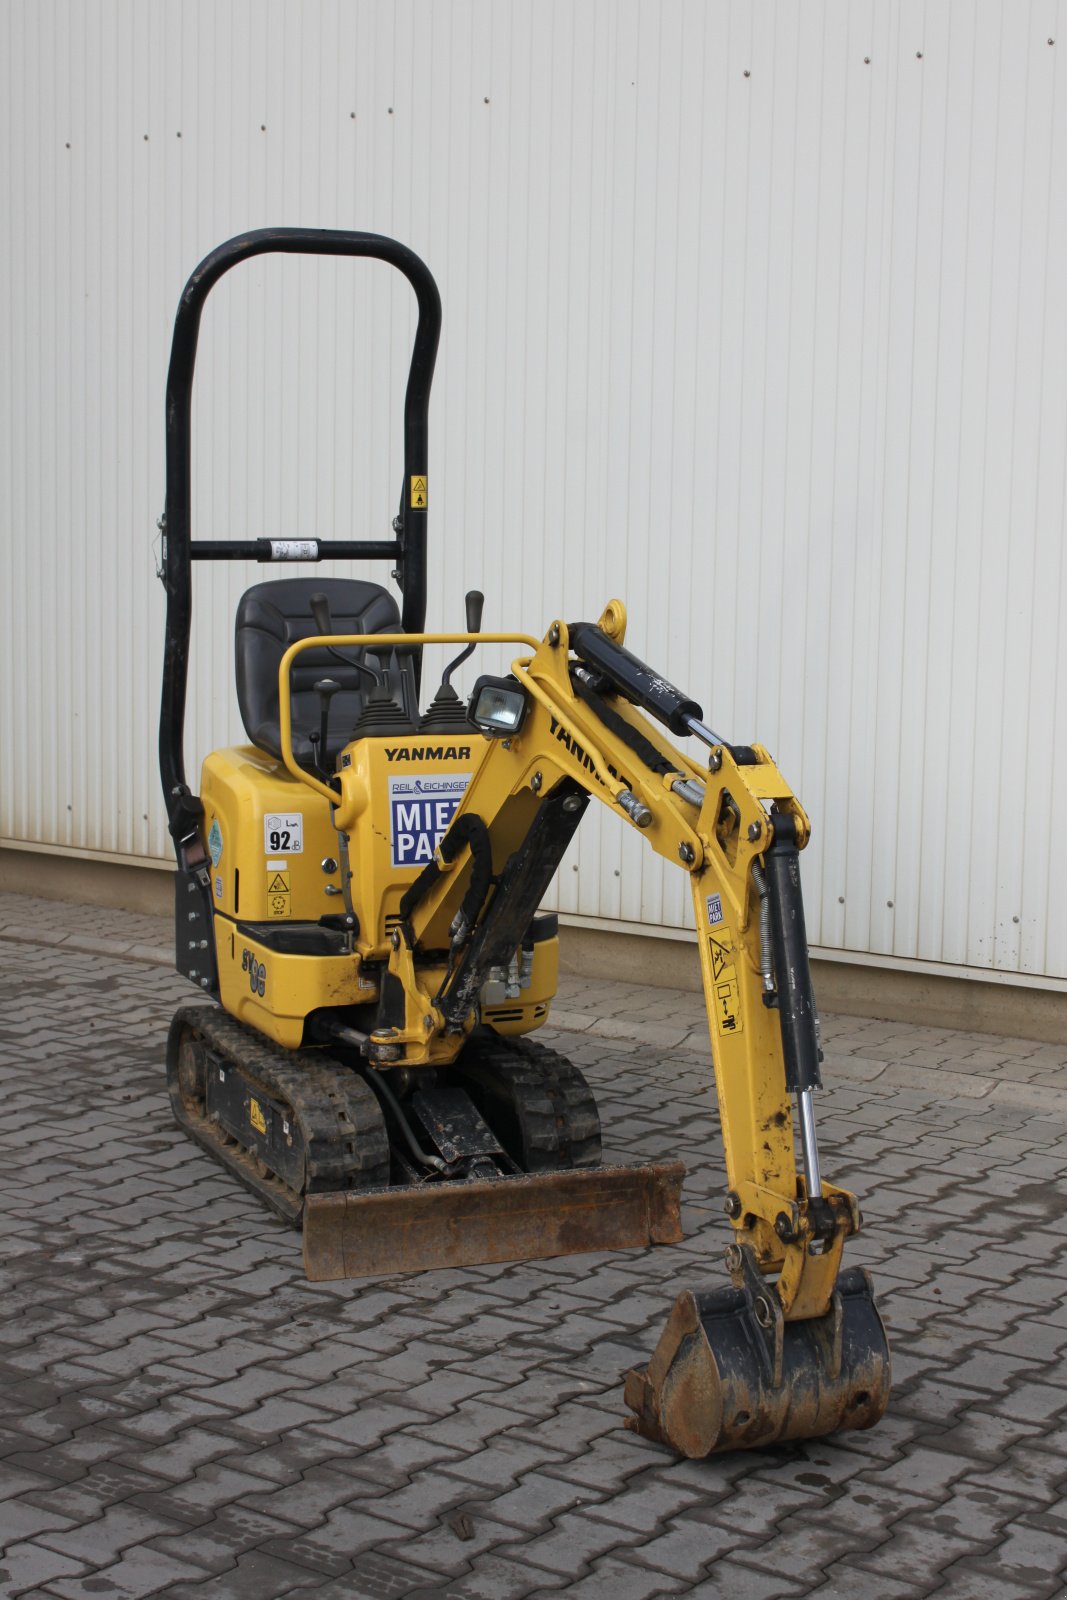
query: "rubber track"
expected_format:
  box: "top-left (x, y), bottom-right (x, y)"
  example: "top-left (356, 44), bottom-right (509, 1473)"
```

top-left (167, 1005), bottom-right (390, 1226)
top-left (453, 1035), bottom-right (602, 1173)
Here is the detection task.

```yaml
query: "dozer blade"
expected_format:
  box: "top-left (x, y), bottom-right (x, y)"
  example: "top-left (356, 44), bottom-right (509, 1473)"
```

top-left (303, 1159), bottom-right (685, 1281)
top-left (623, 1264), bottom-right (891, 1457)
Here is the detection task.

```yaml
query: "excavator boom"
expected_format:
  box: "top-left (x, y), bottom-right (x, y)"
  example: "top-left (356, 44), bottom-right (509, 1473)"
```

top-left (278, 600), bottom-right (891, 1456)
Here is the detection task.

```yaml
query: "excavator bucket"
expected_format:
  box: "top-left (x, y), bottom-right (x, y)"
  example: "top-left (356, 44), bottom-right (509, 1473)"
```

top-left (623, 1261), bottom-right (891, 1457)
top-left (303, 1160), bottom-right (686, 1281)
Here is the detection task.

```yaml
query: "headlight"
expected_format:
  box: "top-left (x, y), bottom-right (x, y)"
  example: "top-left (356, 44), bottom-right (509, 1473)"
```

top-left (469, 675), bottom-right (529, 736)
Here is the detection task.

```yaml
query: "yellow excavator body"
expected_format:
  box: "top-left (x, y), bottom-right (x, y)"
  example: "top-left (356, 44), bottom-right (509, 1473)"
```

top-left (159, 228), bottom-right (890, 1459)
top-left (198, 732), bottom-right (559, 1050)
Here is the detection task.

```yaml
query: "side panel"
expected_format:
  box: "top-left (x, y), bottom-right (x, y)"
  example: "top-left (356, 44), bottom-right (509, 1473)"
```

top-left (481, 934), bottom-right (558, 1037)
top-left (199, 732), bottom-right (556, 1047)
top-left (199, 747), bottom-right (340, 923)
top-left (213, 919), bottom-right (377, 1050)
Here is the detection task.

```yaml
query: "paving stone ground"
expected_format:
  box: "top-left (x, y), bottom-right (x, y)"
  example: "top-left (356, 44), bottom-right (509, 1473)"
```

top-left (1, 890), bottom-right (1066, 1599)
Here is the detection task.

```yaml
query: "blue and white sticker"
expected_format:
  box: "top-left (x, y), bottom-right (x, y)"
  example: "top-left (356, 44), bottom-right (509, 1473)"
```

top-left (706, 892), bottom-right (724, 927)
top-left (208, 819), bottom-right (223, 866)
top-left (389, 773), bottom-right (471, 867)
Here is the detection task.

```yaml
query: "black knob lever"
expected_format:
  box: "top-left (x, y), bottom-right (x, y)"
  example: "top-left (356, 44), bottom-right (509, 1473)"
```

top-left (441, 590), bottom-right (485, 689)
top-left (308, 592), bottom-right (380, 687)
top-left (465, 589), bottom-right (485, 635)
top-left (312, 677), bottom-right (342, 776)
top-left (310, 592), bottom-right (333, 637)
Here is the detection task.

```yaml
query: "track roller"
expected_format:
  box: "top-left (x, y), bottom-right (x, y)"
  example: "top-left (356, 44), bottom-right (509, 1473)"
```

top-left (168, 1006), bottom-right (686, 1285)
top-left (167, 1006), bottom-right (390, 1223)
top-left (445, 1033), bottom-right (602, 1173)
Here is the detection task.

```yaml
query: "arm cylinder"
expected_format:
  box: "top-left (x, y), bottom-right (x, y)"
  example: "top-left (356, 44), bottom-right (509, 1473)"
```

top-left (763, 816), bottom-right (822, 1094)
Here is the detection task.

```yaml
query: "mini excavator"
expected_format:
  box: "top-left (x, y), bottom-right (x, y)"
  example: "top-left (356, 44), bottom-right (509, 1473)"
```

top-left (158, 229), bottom-right (890, 1457)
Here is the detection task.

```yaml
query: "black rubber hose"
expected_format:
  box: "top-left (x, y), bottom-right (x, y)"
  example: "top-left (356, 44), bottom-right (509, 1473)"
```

top-left (398, 813), bottom-right (493, 945)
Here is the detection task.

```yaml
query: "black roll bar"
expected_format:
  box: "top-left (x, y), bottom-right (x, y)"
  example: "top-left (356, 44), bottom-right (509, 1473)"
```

top-left (158, 227), bottom-right (442, 846)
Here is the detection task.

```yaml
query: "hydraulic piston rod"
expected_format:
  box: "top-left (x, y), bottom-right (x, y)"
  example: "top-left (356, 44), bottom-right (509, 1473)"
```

top-left (683, 713), bottom-right (728, 749)
top-left (797, 1088), bottom-right (823, 1198)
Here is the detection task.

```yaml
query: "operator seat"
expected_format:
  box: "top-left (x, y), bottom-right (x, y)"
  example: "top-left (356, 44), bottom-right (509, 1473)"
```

top-left (235, 577), bottom-right (417, 766)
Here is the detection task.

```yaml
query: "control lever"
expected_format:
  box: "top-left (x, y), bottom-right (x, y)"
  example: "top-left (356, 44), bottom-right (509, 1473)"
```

top-left (418, 590), bottom-right (485, 731)
top-left (466, 588), bottom-right (485, 634)
top-left (440, 589), bottom-right (484, 688)
top-left (310, 677), bottom-right (341, 777)
top-left (308, 592), bottom-right (380, 686)
top-left (310, 591), bottom-right (333, 638)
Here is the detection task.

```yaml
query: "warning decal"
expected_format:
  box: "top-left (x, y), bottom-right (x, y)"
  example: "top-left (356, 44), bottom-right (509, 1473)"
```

top-left (709, 935), bottom-right (730, 982)
top-left (266, 869), bottom-right (291, 919)
top-left (410, 474), bottom-right (428, 509)
top-left (249, 1097), bottom-right (267, 1135)
top-left (709, 934), bottom-right (744, 1036)
top-left (389, 772), bottom-right (471, 867)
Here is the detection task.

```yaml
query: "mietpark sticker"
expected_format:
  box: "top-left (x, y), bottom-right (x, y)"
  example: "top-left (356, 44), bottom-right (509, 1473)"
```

top-left (389, 773), bottom-right (470, 867)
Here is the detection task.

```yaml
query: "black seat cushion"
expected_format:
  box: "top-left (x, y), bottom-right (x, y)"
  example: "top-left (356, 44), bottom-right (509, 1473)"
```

top-left (235, 577), bottom-right (406, 764)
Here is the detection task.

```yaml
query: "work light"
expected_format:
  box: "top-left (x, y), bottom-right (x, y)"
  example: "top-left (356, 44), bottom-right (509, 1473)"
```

top-left (469, 675), bottom-right (529, 736)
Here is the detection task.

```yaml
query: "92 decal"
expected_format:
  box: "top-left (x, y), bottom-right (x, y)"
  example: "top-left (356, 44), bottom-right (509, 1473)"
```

top-left (264, 813), bottom-right (303, 854)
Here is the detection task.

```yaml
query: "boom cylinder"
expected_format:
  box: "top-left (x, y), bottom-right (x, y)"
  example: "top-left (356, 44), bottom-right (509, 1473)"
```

top-left (568, 623), bottom-right (704, 737)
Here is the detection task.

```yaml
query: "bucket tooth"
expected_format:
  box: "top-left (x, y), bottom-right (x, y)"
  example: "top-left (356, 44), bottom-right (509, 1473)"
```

top-left (624, 1253), bottom-right (891, 1457)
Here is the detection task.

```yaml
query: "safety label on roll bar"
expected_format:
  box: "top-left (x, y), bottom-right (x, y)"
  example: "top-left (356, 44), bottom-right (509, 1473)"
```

top-left (410, 475), bottom-right (427, 509)
top-left (389, 773), bottom-right (469, 867)
top-left (270, 540), bottom-right (319, 561)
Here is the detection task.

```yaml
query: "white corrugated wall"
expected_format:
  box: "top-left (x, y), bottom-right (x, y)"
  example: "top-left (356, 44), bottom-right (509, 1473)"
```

top-left (2, 0), bottom-right (1066, 985)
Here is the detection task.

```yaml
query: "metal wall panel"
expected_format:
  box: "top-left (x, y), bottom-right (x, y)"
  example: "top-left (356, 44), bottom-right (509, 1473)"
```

top-left (2, 0), bottom-right (1065, 981)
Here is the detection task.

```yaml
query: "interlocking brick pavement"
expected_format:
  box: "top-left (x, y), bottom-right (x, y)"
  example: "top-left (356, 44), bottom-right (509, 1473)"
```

top-left (2, 890), bottom-right (1067, 1598)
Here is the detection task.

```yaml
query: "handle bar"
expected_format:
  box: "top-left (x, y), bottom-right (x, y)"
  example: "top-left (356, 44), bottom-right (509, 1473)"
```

top-left (159, 228), bottom-right (442, 841)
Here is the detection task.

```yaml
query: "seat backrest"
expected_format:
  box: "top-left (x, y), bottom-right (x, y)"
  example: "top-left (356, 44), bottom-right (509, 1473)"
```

top-left (235, 577), bottom-right (408, 762)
